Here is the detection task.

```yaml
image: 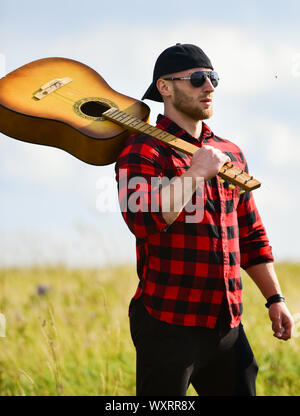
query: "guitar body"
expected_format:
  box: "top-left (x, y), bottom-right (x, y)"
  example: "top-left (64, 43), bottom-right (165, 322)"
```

top-left (0, 57), bottom-right (150, 165)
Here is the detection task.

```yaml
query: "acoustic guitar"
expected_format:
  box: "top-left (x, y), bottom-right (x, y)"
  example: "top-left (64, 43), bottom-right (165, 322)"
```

top-left (0, 57), bottom-right (260, 192)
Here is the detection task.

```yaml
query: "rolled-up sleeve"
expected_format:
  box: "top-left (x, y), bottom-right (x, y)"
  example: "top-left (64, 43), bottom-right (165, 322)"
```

top-left (237, 160), bottom-right (274, 269)
top-left (115, 135), bottom-right (169, 239)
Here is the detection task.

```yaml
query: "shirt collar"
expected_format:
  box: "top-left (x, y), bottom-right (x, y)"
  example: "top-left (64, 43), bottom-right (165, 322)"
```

top-left (156, 114), bottom-right (214, 145)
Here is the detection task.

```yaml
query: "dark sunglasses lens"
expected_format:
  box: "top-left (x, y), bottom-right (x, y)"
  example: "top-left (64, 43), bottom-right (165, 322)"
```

top-left (190, 71), bottom-right (206, 87)
top-left (190, 71), bottom-right (219, 87)
top-left (209, 71), bottom-right (219, 87)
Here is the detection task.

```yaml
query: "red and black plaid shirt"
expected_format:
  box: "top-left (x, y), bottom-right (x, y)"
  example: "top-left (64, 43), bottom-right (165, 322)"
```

top-left (115, 114), bottom-right (274, 329)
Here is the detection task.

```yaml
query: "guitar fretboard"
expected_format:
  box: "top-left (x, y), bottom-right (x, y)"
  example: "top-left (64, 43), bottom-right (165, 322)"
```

top-left (103, 107), bottom-right (199, 156)
top-left (103, 107), bottom-right (261, 192)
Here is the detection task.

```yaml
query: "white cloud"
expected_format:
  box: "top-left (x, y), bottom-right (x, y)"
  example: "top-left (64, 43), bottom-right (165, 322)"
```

top-left (0, 135), bottom-right (72, 184)
top-left (264, 122), bottom-right (300, 168)
top-left (1, 20), bottom-right (300, 264)
top-left (0, 132), bottom-right (116, 205)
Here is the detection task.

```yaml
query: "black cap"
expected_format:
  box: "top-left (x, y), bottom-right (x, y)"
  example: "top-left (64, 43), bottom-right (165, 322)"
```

top-left (142, 43), bottom-right (214, 102)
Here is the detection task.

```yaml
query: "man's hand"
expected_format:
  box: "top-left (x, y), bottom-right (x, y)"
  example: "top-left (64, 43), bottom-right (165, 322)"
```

top-left (245, 263), bottom-right (294, 341)
top-left (269, 302), bottom-right (294, 340)
top-left (190, 145), bottom-right (231, 180)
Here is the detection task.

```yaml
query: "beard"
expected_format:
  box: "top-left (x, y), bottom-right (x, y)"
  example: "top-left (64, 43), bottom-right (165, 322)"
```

top-left (172, 84), bottom-right (213, 121)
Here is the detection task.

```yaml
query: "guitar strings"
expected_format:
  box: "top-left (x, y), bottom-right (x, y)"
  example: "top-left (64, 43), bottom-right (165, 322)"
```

top-left (64, 82), bottom-right (113, 98)
top-left (55, 83), bottom-right (115, 103)
top-left (60, 84), bottom-right (101, 99)
top-left (63, 85), bottom-right (91, 96)
top-left (52, 91), bottom-right (76, 104)
top-left (59, 85), bottom-right (86, 98)
top-left (52, 85), bottom-right (104, 105)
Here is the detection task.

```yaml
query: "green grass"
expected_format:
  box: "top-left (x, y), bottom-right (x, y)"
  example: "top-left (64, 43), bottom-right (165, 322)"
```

top-left (0, 263), bottom-right (299, 396)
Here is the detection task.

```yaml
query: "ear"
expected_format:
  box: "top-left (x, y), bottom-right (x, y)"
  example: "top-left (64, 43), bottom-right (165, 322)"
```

top-left (156, 78), bottom-right (173, 99)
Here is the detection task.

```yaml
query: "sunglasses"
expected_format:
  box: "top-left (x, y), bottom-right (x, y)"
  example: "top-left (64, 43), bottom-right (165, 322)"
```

top-left (163, 70), bottom-right (219, 88)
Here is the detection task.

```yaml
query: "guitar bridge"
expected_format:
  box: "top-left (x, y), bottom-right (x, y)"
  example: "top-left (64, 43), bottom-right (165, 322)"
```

top-left (34, 77), bottom-right (72, 100)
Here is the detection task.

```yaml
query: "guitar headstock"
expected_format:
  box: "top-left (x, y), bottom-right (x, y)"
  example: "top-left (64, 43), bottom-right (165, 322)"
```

top-left (218, 162), bottom-right (261, 192)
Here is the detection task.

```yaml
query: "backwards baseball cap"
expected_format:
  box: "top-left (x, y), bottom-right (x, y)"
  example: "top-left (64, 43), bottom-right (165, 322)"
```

top-left (142, 43), bottom-right (214, 102)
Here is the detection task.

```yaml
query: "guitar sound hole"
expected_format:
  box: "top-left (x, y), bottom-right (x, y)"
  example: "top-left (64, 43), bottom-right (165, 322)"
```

top-left (80, 101), bottom-right (111, 117)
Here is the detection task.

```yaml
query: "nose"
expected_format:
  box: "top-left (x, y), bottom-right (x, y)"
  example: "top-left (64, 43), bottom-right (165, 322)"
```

top-left (202, 75), bottom-right (215, 93)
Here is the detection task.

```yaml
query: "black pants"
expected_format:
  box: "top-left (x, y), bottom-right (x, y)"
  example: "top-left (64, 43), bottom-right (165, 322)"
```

top-left (129, 296), bottom-right (258, 396)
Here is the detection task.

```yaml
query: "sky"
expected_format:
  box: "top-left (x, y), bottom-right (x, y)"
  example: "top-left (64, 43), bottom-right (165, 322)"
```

top-left (0, 0), bottom-right (300, 267)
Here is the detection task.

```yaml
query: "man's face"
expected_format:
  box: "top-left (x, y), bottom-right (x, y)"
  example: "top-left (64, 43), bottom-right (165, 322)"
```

top-left (165, 67), bottom-right (215, 121)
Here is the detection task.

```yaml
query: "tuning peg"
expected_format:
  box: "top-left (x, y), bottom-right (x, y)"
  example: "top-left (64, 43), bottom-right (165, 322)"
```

top-left (218, 179), bottom-right (225, 184)
top-left (239, 190), bottom-right (246, 195)
top-left (228, 184), bottom-right (236, 189)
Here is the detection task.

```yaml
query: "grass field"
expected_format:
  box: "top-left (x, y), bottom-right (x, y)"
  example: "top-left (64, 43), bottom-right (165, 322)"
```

top-left (0, 262), bottom-right (299, 396)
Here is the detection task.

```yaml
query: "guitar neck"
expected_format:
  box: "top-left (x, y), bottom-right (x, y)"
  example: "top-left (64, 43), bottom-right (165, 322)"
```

top-left (103, 107), bottom-right (198, 156)
top-left (103, 107), bottom-right (261, 192)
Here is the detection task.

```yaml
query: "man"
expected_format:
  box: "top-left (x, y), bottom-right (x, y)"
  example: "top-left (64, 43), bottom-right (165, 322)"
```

top-left (114, 43), bottom-right (294, 396)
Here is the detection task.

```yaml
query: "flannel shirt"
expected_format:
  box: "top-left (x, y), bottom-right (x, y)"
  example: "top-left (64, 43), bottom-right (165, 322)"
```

top-left (115, 114), bottom-right (274, 329)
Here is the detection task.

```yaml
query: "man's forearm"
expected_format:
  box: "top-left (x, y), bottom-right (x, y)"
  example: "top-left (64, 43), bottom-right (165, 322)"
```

top-left (245, 262), bottom-right (283, 299)
top-left (161, 145), bottom-right (230, 225)
top-left (161, 167), bottom-right (204, 225)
